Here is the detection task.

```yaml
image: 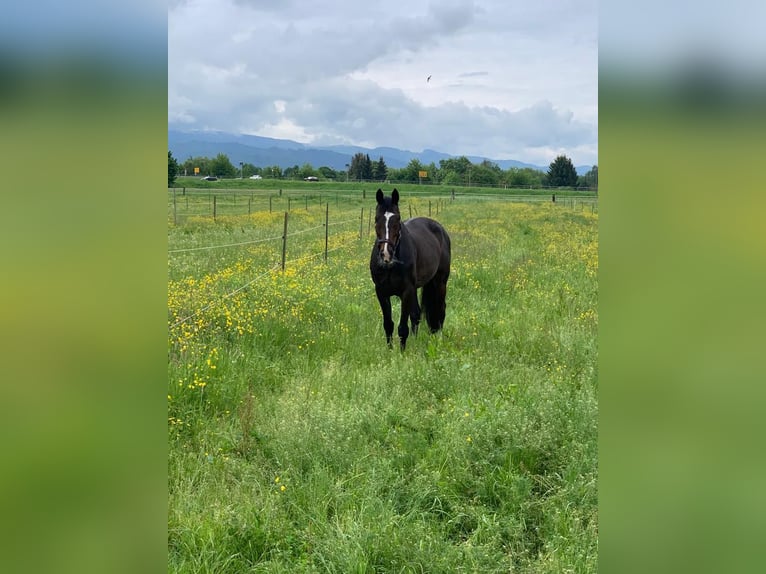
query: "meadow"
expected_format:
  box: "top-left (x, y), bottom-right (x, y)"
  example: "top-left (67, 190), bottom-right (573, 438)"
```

top-left (168, 188), bottom-right (598, 572)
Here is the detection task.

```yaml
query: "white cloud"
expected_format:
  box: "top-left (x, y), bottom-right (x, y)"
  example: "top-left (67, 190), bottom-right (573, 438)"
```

top-left (169, 0), bottom-right (597, 165)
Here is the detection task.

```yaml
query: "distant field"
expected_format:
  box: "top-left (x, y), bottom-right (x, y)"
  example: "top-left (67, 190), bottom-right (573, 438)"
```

top-left (168, 192), bottom-right (598, 572)
top-left (173, 175), bottom-right (598, 199)
top-left (168, 184), bottom-right (597, 225)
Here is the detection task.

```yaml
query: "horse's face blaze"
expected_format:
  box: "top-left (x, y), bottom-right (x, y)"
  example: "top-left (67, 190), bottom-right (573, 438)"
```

top-left (375, 209), bottom-right (400, 265)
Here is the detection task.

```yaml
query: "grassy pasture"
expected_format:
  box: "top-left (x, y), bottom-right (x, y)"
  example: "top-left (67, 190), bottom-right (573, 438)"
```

top-left (168, 192), bottom-right (598, 572)
top-left (173, 175), bottom-right (597, 199)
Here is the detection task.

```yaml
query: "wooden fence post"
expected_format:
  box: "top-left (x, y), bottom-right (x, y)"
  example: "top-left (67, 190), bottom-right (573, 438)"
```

top-left (359, 208), bottom-right (364, 240)
top-left (173, 188), bottom-right (177, 225)
top-left (281, 212), bottom-right (289, 272)
top-left (324, 203), bottom-right (329, 262)
top-left (213, 195), bottom-right (217, 220)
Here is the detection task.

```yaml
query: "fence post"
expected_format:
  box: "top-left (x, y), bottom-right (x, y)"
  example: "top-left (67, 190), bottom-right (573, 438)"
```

top-left (359, 208), bottom-right (364, 240)
top-left (409, 204), bottom-right (412, 218)
top-left (281, 212), bottom-right (289, 272)
top-left (288, 197), bottom-right (292, 212)
top-left (269, 195), bottom-right (272, 213)
top-left (182, 187), bottom-right (186, 196)
top-left (173, 188), bottom-right (177, 225)
top-left (429, 200), bottom-right (432, 217)
top-left (367, 208), bottom-right (372, 236)
top-left (248, 197), bottom-right (251, 215)
top-left (305, 195), bottom-right (308, 211)
top-left (324, 203), bottom-right (329, 262)
top-left (213, 195), bottom-right (217, 220)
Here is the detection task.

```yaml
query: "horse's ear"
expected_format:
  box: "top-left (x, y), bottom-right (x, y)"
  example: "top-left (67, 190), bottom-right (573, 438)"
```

top-left (392, 188), bottom-right (399, 205)
top-left (376, 189), bottom-right (384, 204)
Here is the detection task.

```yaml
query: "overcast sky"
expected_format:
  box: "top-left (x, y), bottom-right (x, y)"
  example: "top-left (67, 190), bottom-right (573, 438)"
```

top-left (169, 0), bottom-right (598, 166)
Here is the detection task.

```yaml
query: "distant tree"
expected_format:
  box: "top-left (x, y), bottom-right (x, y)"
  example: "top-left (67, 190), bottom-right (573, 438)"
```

top-left (318, 166), bottom-right (337, 179)
top-left (283, 165), bottom-right (301, 179)
top-left (348, 153), bottom-right (363, 181)
top-left (400, 158), bottom-right (425, 183)
top-left (439, 156), bottom-right (472, 175)
top-left (372, 156), bottom-right (388, 181)
top-left (386, 167), bottom-right (404, 182)
top-left (440, 171), bottom-right (463, 185)
top-left (546, 155), bottom-right (578, 187)
top-left (506, 167), bottom-right (544, 188)
top-left (470, 160), bottom-right (502, 186)
top-left (210, 153), bottom-right (237, 178)
top-left (242, 162), bottom-right (259, 178)
top-left (263, 165), bottom-right (282, 179)
top-left (438, 156), bottom-right (473, 185)
top-left (363, 154), bottom-right (373, 180)
top-left (349, 153), bottom-right (373, 181)
top-left (578, 165), bottom-right (598, 190)
top-left (424, 162), bottom-right (438, 183)
top-left (298, 163), bottom-right (317, 179)
top-left (168, 151), bottom-right (179, 187)
top-left (182, 155), bottom-right (210, 177)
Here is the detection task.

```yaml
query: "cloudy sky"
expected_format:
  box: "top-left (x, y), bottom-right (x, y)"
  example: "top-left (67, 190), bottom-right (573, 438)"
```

top-left (169, 0), bottom-right (598, 166)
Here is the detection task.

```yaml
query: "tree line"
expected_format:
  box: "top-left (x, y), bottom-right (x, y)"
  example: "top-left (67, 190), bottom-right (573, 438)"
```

top-left (168, 150), bottom-right (597, 191)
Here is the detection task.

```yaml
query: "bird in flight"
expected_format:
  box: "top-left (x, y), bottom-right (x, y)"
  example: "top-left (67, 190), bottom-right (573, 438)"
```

top-left (427, 75), bottom-right (432, 83)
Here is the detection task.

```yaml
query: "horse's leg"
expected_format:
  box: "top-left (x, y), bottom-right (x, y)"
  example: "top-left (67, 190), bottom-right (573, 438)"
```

top-left (376, 288), bottom-right (394, 347)
top-left (397, 288), bottom-right (415, 350)
top-left (410, 289), bottom-right (421, 336)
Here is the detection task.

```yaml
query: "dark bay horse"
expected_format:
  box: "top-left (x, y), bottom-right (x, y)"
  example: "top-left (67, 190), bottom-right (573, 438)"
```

top-left (369, 188), bottom-right (451, 350)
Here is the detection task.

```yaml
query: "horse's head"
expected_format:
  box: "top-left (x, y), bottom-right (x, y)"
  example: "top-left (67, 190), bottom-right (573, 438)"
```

top-left (374, 188), bottom-right (401, 266)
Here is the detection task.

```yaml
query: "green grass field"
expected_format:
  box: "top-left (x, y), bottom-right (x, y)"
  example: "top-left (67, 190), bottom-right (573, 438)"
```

top-left (172, 176), bottom-right (597, 199)
top-left (168, 191), bottom-right (598, 572)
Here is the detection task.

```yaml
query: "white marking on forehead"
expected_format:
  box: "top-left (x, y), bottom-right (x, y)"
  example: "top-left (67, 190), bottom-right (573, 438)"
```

top-left (384, 211), bottom-right (395, 239)
top-left (383, 211), bottom-right (395, 258)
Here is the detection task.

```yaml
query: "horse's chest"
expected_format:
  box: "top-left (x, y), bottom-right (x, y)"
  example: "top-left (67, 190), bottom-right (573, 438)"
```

top-left (372, 267), bottom-right (410, 295)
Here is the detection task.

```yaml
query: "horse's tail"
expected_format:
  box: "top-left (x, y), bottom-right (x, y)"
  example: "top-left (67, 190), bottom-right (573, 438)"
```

top-left (422, 277), bottom-right (447, 333)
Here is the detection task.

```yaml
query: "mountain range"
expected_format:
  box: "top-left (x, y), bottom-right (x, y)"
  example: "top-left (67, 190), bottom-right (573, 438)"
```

top-left (168, 129), bottom-right (593, 175)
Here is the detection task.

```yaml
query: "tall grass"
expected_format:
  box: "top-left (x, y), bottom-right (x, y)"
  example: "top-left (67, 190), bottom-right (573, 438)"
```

top-left (168, 195), bottom-right (598, 572)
